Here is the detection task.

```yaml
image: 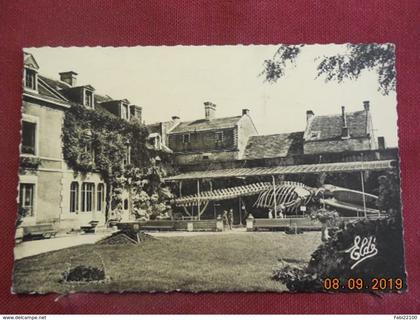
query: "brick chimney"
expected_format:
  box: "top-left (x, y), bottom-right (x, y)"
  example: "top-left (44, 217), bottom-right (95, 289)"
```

top-left (306, 110), bottom-right (315, 123)
top-left (204, 101), bottom-right (216, 120)
top-left (363, 100), bottom-right (370, 111)
top-left (242, 108), bottom-right (250, 116)
top-left (341, 106), bottom-right (350, 138)
top-left (59, 71), bottom-right (78, 87)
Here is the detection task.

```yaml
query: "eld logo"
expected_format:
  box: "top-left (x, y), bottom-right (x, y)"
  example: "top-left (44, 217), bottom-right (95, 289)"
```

top-left (345, 235), bottom-right (378, 270)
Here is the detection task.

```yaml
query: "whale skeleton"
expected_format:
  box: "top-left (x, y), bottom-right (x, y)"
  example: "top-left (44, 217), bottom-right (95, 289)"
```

top-left (253, 181), bottom-right (318, 213)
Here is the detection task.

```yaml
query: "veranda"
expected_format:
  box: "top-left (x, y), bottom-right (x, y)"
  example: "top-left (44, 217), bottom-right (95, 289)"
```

top-left (160, 159), bottom-right (396, 231)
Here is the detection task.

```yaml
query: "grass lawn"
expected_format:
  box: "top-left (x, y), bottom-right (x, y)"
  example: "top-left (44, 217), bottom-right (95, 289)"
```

top-left (13, 232), bottom-right (322, 293)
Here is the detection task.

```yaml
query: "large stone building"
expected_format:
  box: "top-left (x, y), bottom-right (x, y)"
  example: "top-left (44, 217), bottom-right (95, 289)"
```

top-left (19, 52), bottom-right (397, 230)
top-left (303, 102), bottom-right (377, 154)
top-left (19, 53), bottom-right (143, 231)
top-left (243, 102), bottom-right (390, 167)
top-left (147, 102), bottom-right (258, 168)
top-left (158, 101), bottom-right (393, 172)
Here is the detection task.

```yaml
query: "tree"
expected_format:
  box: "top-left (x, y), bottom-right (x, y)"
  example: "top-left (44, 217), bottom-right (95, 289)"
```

top-left (377, 170), bottom-right (401, 214)
top-left (262, 44), bottom-right (396, 95)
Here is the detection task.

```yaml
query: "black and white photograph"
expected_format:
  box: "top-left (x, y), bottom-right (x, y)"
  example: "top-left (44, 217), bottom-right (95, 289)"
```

top-left (13, 44), bottom-right (406, 293)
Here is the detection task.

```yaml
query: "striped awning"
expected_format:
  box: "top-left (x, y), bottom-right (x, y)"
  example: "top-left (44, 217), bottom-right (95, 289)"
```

top-left (165, 160), bottom-right (397, 182)
top-left (172, 182), bottom-right (272, 206)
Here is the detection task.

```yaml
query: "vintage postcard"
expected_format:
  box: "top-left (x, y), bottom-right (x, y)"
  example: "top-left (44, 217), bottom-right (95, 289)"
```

top-left (13, 44), bottom-right (406, 293)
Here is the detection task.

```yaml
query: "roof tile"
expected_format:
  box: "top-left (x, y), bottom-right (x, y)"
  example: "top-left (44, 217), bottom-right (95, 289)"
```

top-left (244, 132), bottom-right (304, 159)
top-left (169, 116), bottom-right (241, 134)
top-left (307, 110), bottom-right (368, 140)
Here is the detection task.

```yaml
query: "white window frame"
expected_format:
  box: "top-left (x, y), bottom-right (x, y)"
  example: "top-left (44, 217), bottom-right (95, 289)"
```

top-left (154, 135), bottom-right (161, 149)
top-left (121, 103), bottom-right (129, 120)
top-left (24, 68), bottom-right (38, 92)
top-left (97, 183), bottom-right (105, 212)
top-left (84, 89), bottom-right (94, 109)
top-left (215, 131), bottom-right (224, 144)
top-left (21, 114), bottom-right (39, 157)
top-left (18, 175), bottom-right (38, 224)
top-left (70, 181), bottom-right (79, 213)
top-left (81, 182), bottom-right (95, 213)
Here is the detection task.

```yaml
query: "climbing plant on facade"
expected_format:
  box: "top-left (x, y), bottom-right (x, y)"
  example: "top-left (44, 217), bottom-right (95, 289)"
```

top-left (62, 104), bottom-right (173, 220)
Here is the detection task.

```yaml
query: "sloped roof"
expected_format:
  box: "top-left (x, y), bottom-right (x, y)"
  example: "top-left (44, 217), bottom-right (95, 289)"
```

top-left (94, 93), bottom-right (113, 105)
top-left (306, 110), bottom-right (368, 141)
top-left (169, 116), bottom-right (242, 134)
top-left (244, 132), bottom-right (304, 159)
top-left (24, 76), bottom-right (69, 106)
top-left (147, 120), bottom-right (178, 135)
top-left (23, 52), bottom-right (40, 70)
top-left (165, 160), bottom-right (396, 181)
top-left (37, 78), bottom-right (69, 102)
top-left (38, 75), bottom-right (71, 92)
top-left (146, 122), bottom-right (162, 134)
top-left (94, 103), bottom-right (118, 118)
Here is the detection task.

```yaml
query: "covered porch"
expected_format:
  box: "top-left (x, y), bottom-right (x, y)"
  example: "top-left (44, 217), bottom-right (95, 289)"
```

top-left (165, 160), bottom-right (397, 224)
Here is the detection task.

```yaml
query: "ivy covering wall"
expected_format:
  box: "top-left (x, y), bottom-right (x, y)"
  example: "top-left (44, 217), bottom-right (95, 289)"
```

top-left (62, 104), bottom-right (174, 220)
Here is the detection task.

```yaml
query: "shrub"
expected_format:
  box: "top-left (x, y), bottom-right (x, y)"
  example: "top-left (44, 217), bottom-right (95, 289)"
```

top-left (273, 216), bottom-right (406, 292)
top-left (62, 265), bottom-right (105, 282)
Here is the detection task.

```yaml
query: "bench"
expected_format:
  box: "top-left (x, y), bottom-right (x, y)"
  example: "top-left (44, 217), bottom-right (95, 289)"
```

top-left (253, 218), bottom-right (322, 232)
top-left (23, 224), bottom-right (58, 239)
top-left (253, 219), bottom-right (291, 231)
top-left (141, 225), bottom-right (175, 231)
top-left (80, 220), bottom-right (99, 234)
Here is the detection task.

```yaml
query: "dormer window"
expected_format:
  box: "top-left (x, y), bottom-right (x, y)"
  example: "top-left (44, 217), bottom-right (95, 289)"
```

top-left (84, 90), bottom-right (94, 108)
top-left (309, 131), bottom-right (321, 140)
top-left (153, 135), bottom-right (161, 149)
top-left (24, 68), bottom-right (37, 91)
top-left (23, 52), bottom-right (39, 91)
top-left (121, 103), bottom-right (129, 120)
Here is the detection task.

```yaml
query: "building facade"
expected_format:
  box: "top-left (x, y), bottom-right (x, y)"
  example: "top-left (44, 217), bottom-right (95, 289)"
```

top-left (19, 53), bottom-right (143, 231)
top-left (150, 102), bottom-right (258, 167)
top-left (303, 102), bottom-right (377, 154)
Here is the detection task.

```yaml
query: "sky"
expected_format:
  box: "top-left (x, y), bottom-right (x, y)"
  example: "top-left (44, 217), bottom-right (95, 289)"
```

top-left (27, 45), bottom-right (399, 147)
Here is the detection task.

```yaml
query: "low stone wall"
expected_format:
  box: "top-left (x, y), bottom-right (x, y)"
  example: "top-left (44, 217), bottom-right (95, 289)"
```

top-left (249, 216), bottom-right (370, 232)
top-left (252, 218), bottom-right (321, 231)
top-left (117, 219), bottom-right (219, 232)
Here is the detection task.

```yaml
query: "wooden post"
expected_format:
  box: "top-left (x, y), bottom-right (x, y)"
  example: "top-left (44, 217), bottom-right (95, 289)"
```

top-left (238, 196), bottom-right (242, 226)
top-left (360, 171), bottom-right (367, 218)
top-left (360, 153), bottom-right (367, 218)
top-left (272, 175), bottom-right (277, 219)
top-left (197, 179), bottom-right (200, 221)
